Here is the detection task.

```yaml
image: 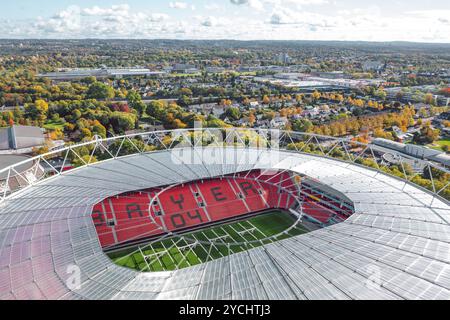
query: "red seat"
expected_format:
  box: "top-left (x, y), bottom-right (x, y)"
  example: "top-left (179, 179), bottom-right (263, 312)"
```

top-left (91, 170), bottom-right (351, 248)
top-left (302, 200), bottom-right (335, 223)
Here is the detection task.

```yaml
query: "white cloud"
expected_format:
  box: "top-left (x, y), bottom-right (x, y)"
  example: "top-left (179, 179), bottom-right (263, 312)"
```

top-left (149, 13), bottom-right (170, 22)
top-left (289, 0), bottom-right (327, 4)
top-left (198, 16), bottom-right (230, 27)
top-left (266, 0), bottom-right (328, 6)
top-left (230, 0), bottom-right (264, 11)
top-left (29, 5), bottom-right (174, 38)
top-left (36, 5), bottom-right (82, 34)
top-left (406, 10), bottom-right (450, 25)
top-left (169, 2), bottom-right (189, 9)
top-left (201, 16), bottom-right (217, 27)
top-left (2, 3), bottom-right (450, 43)
top-left (82, 4), bottom-right (130, 17)
top-left (230, 0), bottom-right (248, 4)
top-left (233, 0), bottom-right (328, 11)
top-left (269, 7), bottom-right (336, 27)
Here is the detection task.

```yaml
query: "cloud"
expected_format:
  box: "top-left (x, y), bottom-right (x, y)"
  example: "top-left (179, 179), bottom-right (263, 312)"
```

top-left (201, 16), bottom-right (217, 27)
top-left (149, 13), bottom-right (170, 22)
top-left (406, 10), bottom-right (450, 25)
top-left (199, 16), bottom-right (230, 27)
top-left (267, 0), bottom-right (328, 6)
top-left (30, 4), bottom-right (173, 37)
top-left (36, 5), bottom-right (82, 33)
top-left (230, 0), bottom-right (248, 4)
top-left (2, 3), bottom-right (450, 43)
top-left (269, 7), bottom-right (335, 27)
top-left (236, 0), bottom-right (328, 11)
top-left (82, 4), bottom-right (130, 17)
top-left (230, 0), bottom-right (264, 11)
top-left (290, 0), bottom-right (327, 4)
top-left (169, 2), bottom-right (189, 9)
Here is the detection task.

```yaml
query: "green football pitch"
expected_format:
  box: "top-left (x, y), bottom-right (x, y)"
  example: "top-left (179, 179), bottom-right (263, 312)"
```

top-left (108, 210), bottom-right (308, 272)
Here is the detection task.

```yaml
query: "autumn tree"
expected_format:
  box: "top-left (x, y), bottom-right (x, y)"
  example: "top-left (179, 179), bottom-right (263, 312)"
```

top-left (413, 125), bottom-right (440, 144)
top-left (25, 99), bottom-right (49, 125)
top-left (87, 82), bottom-right (115, 100)
top-left (311, 90), bottom-right (321, 101)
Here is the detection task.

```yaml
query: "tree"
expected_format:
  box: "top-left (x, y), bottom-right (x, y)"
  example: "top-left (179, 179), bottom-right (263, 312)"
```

top-left (25, 99), bottom-right (48, 124)
top-left (127, 90), bottom-right (146, 116)
top-left (49, 128), bottom-right (64, 140)
top-left (87, 82), bottom-right (115, 100)
top-left (248, 112), bottom-right (256, 126)
top-left (108, 138), bottom-right (146, 157)
top-left (413, 125), bottom-right (440, 144)
top-left (92, 120), bottom-right (107, 138)
top-left (72, 155), bottom-right (97, 167)
top-left (374, 88), bottom-right (387, 100)
top-left (32, 145), bottom-right (49, 156)
top-left (206, 115), bottom-right (231, 128)
top-left (423, 166), bottom-right (449, 181)
top-left (224, 107), bottom-right (241, 121)
top-left (178, 87), bottom-right (193, 97)
top-left (424, 93), bottom-right (434, 105)
top-left (311, 90), bottom-right (321, 101)
top-left (35, 99), bottom-right (49, 113)
top-left (147, 100), bottom-right (166, 118)
top-left (80, 128), bottom-right (92, 139)
top-left (72, 109), bottom-right (82, 120)
top-left (292, 119), bottom-right (313, 132)
top-left (110, 112), bottom-right (137, 133)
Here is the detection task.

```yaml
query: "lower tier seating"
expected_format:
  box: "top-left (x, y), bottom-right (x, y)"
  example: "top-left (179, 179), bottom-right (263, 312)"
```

top-left (92, 170), bottom-right (353, 247)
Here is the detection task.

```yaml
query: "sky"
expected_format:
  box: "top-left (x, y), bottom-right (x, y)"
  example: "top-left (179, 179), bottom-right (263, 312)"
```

top-left (0, 0), bottom-right (449, 42)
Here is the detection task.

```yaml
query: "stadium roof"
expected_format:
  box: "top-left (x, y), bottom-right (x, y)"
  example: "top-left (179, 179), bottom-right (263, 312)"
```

top-left (0, 144), bottom-right (449, 300)
top-left (0, 125), bottom-right (45, 151)
top-left (0, 155), bottom-right (33, 180)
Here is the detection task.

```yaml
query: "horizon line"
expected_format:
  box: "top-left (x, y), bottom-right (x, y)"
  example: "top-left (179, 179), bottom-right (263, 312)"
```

top-left (1, 38), bottom-right (450, 45)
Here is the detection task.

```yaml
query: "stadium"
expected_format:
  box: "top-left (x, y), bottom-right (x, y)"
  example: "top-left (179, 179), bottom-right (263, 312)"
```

top-left (0, 127), bottom-right (449, 300)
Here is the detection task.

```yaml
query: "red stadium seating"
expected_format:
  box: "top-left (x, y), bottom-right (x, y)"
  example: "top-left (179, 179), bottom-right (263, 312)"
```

top-left (91, 170), bottom-right (353, 248)
top-left (197, 178), bottom-right (249, 220)
top-left (302, 200), bottom-right (335, 224)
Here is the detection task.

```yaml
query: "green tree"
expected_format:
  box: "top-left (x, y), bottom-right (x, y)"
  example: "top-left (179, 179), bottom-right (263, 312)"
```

top-left (110, 112), bottom-right (137, 133)
top-left (126, 90), bottom-right (146, 116)
top-left (87, 82), bottom-right (115, 100)
top-left (92, 121), bottom-right (107, 138)
top-left (25, 99), bottom-right (48, 124)
top-left (147, 100), bottom-right (166, 118)
top-left (224, 107), bottom-right (241, 121)
top-left (108, 138), bottom-right (148, 157)
top-left (292, 119), bottom-right (313, 132)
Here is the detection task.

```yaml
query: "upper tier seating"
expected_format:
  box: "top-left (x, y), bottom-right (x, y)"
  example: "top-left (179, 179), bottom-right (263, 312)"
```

top-left (92, 170), bottom-right (352, 248)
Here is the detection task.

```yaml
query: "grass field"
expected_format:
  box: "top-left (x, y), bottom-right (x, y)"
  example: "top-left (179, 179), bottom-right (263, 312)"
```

top-left (108, 210), bottom-right (307, 272)
top-left (43, 119), bottom-right (65, 130)
top-left (427, 138), bottom-right (450, 152)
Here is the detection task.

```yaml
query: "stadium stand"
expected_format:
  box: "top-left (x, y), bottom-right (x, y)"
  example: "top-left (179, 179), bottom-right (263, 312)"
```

top-left (3, 141), bottom-right (449, 300)
top-left (92, 170), bottom-right (354, 248)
